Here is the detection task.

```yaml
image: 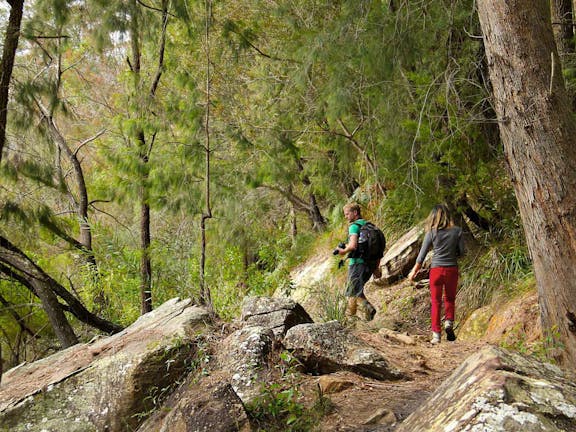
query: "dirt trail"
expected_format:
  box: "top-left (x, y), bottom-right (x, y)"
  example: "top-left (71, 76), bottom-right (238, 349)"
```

top-left (295, 279), bottom-right (491, 431)
top-left (301, 321), bottom-right (488, 431)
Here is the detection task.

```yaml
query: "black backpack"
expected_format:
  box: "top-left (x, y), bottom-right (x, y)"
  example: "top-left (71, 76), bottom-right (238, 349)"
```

top-left (352, 222), bottom-right (386, 263)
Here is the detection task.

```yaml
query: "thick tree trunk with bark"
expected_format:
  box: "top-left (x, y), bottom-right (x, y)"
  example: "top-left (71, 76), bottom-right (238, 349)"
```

top-left (478, 0), bottom-right (576, 366)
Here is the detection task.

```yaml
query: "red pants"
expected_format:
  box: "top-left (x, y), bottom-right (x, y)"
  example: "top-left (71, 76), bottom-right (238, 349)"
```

top-left (429, 266), bottom-right (458, 333)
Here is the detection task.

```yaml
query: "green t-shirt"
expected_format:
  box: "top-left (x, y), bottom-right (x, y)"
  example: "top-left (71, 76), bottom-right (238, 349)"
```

top-left (348, 219), bottom-right (366, 265)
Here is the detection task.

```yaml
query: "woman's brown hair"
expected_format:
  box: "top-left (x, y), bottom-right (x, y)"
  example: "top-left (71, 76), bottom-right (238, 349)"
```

top-left (425, 204), bottom-right (453, 231)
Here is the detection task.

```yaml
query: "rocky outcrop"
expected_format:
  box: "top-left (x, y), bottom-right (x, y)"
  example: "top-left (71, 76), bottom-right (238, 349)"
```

top-left (219, 325), bottom-right (276, 404)
top-left (0, 298), bottom-right (212, 432)
top-left (240, 296), bottom-right (313, 338)
top-left (137, 381), bottom-right (251, 432)
top-left (283, 321), bottom-right (404, 381)
top-left (4, 292), bottom-right (572, 432)
top-left (375, 223), bottom-right (426, 286)
top-left (395, 345), bottom-right (576, 432)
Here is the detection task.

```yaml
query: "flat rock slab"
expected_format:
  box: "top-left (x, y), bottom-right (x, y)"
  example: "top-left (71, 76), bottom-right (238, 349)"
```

top-left (0, 298), bottom-right (212, 432)
top-left (395, 345), bottom-right (576, 432)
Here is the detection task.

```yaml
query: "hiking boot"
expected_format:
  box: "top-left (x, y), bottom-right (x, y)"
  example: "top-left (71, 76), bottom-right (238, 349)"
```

top-left (358, 299), bottom-right (376, 321)
top-left (430, 332), bottom-right (441, 345)
top-left (444, 320), bottom-right (456, 342)
top-left (345, 297), bottom-right (358, 318)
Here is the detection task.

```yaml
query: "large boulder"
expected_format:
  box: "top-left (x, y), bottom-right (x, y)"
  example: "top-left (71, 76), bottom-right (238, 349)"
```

top-left (0, 298), bottom-right (212, 432)
top-left (218, 325), bottom-right (276, 404)
top-left (395, 345), bottom-right (576, 432)
top-left (137, 381), bottom-right (250, 432)
top-left (282, 321), bottom-right (404, 381)
top-left (241, 296), bottom-right (313, 338)
top-left (375, 223), bottom-right (425, 286)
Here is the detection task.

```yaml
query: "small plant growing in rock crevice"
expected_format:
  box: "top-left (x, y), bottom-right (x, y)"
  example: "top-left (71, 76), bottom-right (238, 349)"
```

top-left (246, 350), bottom-right (331, 431)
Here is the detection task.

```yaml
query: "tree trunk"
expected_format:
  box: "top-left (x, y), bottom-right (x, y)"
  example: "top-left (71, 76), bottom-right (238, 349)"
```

top-left (295, 157), bottom-right (326, 231)
top-left (551, 0), bottom-right (574, 57)
top-left (290, 204), bottom-right (297, 242)
top-left (0, 237), bottom-right (78, 347)
top-left (138, 140), bottom-right (152, 314)
top-left (140, 198), bottom-right (152, 313)
top-left (129, 0), bottom-right (153, 315)
top-left (199, 0), bottom-right (213, 308)
top-left (478, 0), bottom-right (576, 366)
top-left (0, 237), bottom-right (123, 335)
top-left (38, 102), bottom-right (100, 270)
top-left (0, 0), bottom-right (24, 163)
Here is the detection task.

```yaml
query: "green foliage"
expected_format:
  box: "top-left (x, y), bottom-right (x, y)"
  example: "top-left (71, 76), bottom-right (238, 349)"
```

top-left (500, 323), bottom-right (564, 365)
top-left (305, 279), bottom-right (347, 323)
top-left (247, 382), bottom-right (309, 432)
top-left (458, 242), bottom-right (533, 319)
top-left (0, 0), bottom-right (538, 373)
top-left (530, 325), bottom-right (565, 364)
top-left (246, 350), bottom-right (329, 432)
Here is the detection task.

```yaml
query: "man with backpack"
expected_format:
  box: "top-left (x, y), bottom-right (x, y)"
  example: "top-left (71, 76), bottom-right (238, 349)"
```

top-left (336, 202), bottom-right (385, 321)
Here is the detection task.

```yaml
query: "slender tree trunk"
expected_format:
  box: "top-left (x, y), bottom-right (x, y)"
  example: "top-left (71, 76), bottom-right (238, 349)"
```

top-left (0, 0), bottom-right (24, 163)
top-left (290, 204), bottom-right (297, 242)
top-left (38, 102), bottom-right (101, 270)
top-left (139, 162), bottom-right (152, 314)
top-left (129, 0), bottom-right (153, 315)
top-left (0, 237), bottom-right (78, 347)
top-left (200, 0), bottom-right (213, 308)
top-left (0, 238), bottom-right (123, 335)
top-left (295, 157), bottom-right (326, 231)
top-left (131, 0), bottom-right (168, 314)
top-left (551, 0), bottom-right (574, 57)
top-left (478, 0), bottom-right (576, 366)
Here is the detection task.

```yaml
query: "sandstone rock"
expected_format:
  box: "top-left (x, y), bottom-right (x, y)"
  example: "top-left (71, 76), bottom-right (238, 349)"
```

top-left (395, 345), bottom-right (576, 432)
top-left (0, 298), bottom-right (212, 432)
top-left (378, 328), bottom-right (416, 345)
top-left (219, 325), bottom-right (275, 404)
top-left (241, 296), bottom-right (313, 338)
top-left (283, 321), bottom-right (404, 381)
top-left (458, 304), bottom-right (494, 341)
top-left (363, 407), bottom-right (397, 425)
top-left (318, 375), bottom-right (354, 394)
top-left (137, 382), bottom-right (250, 432)
top-left (374, 223), bottom-right (426, 286)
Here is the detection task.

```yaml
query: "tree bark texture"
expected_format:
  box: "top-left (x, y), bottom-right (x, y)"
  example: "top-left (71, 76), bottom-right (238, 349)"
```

top-left (478, 0), bottom-right (576, 366)
top-left (137, 131), bottom-right (152, 314)
top-left (0, 0), bottom-right (24, 163)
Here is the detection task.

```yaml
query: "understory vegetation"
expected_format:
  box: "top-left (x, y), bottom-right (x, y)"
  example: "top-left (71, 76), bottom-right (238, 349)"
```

top-left (0, 0), bottom-right (568, 372)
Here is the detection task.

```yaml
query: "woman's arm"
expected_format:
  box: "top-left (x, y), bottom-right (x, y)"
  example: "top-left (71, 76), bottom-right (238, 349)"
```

top-left (408, 231), bottom-right (432, 280)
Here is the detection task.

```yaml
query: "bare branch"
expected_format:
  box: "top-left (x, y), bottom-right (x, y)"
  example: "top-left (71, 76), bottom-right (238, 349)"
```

top-left (74, 129), bottom-right (106, 157)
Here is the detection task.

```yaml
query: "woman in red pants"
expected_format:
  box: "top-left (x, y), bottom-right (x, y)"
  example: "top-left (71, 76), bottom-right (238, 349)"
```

top-left (408, 204), bottom-right (465, 344)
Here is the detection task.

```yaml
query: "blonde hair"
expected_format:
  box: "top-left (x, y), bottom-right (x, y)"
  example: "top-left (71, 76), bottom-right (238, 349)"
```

top-left (425, 204), bottom-right (453, 231)
top-left (343, 202), bottom-right (362, 216)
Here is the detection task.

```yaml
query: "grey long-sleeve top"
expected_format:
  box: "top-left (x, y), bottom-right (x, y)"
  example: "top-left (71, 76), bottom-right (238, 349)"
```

top-left (416, 226), bottom-right (465, 268)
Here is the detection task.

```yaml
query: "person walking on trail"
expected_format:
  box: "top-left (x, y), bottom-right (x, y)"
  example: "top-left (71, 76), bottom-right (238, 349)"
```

top-left (336, 202), bottom-right (381, 321)
top-left (408, 204), bottom-right (465, 344)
